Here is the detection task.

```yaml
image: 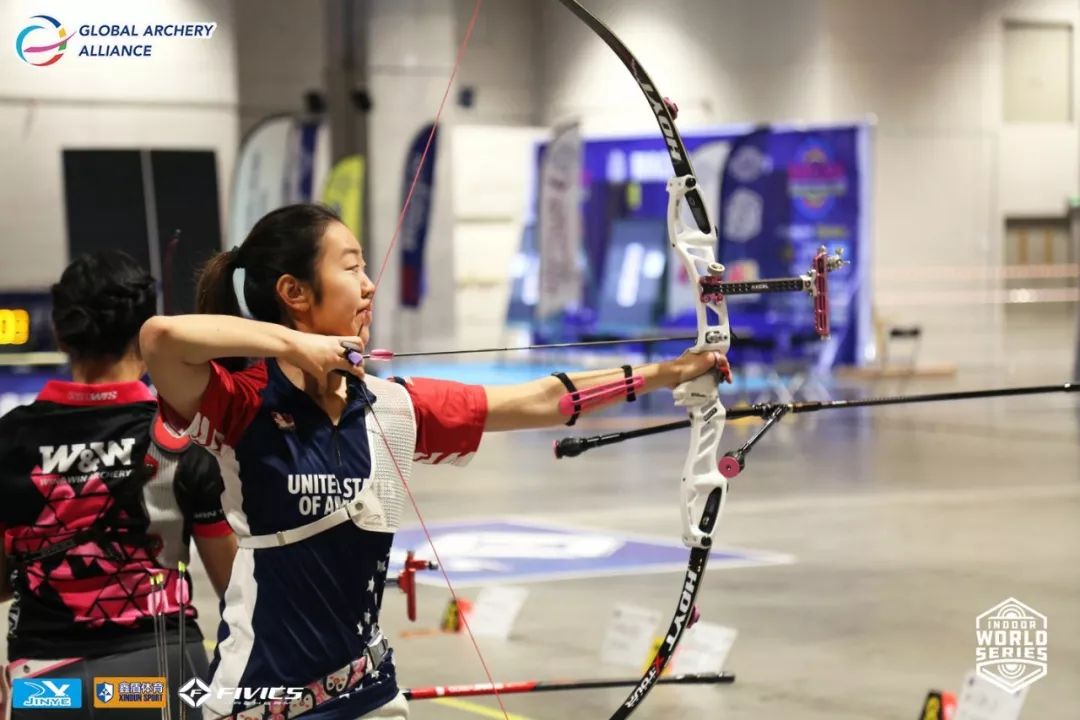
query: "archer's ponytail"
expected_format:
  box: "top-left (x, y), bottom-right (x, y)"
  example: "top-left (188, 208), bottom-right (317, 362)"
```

top-left (195, 249), bottom-right (242, 317)
top-left (195, 202), bottom-right (341, 322)
top-left (189, 204), bottom-right (341, 371)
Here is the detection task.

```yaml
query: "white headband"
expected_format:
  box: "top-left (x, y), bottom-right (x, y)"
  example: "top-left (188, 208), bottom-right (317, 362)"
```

top-left (231, 266), bottom-right (254, 319)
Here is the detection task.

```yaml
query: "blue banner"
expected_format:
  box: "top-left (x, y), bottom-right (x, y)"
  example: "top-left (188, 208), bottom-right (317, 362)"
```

top-left (562, 122), bottom-right (867, 365)
top-left (293, 120), bottom-right (320, 201)
top-left (399, 123), bottom-right (437, 308)
top-left (715, 127), bottom-right (861, 363)
top-left (717, 125), bottom-right (777, 270)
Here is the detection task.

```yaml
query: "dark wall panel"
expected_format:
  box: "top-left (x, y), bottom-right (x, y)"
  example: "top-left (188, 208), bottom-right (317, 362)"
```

top-left (62, 149), bottom-right (221, 316)
top-left (62, 151), bottom-right (151, 271)
top-left (150, 151), bottom-right (222, 314)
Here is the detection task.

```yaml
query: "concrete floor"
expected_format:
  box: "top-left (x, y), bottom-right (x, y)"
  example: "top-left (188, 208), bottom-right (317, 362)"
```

top-left (383, 379), bottom-right (1080, 720)
top-left (4, 373), bottom-right (1078, 719)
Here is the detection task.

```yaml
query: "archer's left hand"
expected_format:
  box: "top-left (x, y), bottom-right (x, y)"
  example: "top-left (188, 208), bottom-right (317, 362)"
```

top-left (667, 350), bottom-right (732, 387)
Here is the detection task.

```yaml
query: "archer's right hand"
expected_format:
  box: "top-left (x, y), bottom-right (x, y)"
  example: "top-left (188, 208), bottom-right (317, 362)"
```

top-left (283, 331), bottom-right (366, 392)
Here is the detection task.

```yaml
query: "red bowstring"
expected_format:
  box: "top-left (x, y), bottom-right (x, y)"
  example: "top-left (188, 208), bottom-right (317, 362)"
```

top-left (363, 1), bottom-right (510, 718)
top-left (365, 411), bottom-right (510, 718)
top-left (370, 0), bottom-right (482, 296)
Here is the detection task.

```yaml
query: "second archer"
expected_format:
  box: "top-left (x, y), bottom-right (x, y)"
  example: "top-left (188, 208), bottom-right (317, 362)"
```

top-left (139, 202), bottom-right (730, 720)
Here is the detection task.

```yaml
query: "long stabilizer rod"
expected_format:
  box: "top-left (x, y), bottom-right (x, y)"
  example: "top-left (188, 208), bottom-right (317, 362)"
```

top-left (554, 382), bottom-right (1078, 458)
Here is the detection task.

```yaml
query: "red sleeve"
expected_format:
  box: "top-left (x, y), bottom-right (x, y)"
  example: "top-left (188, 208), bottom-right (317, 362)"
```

top-left (192, 520), bottom-right (234, 538)
top-left (159, 361), bottom-right (266, 452)
top-left (399, 377), bottom-right (487, 466)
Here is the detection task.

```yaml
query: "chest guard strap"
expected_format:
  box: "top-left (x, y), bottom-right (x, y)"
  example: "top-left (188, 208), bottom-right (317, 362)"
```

top-left (238, 486), bottom-right (387, 549)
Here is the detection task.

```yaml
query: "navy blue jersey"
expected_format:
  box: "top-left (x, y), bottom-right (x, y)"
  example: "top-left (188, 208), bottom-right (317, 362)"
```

top-left (161, 359), bottom-right (486, 718)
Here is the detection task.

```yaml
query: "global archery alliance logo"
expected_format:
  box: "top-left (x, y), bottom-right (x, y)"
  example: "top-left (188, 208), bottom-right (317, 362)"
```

top-left (14, 16), bottom-right (216, 66)
top-left (15, 15), bottom-right (69, 66)
top-left (975, 597), bottom-right (1048, 693)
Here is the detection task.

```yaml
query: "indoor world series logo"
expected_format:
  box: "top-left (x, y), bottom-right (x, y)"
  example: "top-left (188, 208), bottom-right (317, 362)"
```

top-left (975, 597), bottom-right (1048, 693)
top-left (15, 16), bottom-right (216, 65)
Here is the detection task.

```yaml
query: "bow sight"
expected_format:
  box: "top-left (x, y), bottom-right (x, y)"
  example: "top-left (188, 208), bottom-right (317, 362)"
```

top-left (699, 246), bottom-right (847, 337)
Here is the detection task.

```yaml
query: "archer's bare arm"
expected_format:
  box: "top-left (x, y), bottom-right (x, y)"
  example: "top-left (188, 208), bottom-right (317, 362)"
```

top-left (193, 533), bottom-right (237, 599)
top-left (482, 351), bottom-right (729, 432)
top-left (140, 315), bottom-right (365, 422)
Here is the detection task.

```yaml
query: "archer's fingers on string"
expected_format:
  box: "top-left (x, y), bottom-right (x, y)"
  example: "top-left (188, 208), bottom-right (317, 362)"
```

top-left (340, 339), bottom-right (365, 367)
top-left (337, 340), bottom-right (366, 381)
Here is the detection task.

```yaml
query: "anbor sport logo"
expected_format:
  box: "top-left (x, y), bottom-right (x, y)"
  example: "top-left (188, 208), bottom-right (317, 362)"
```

top-left (15, 14), bottom-right (68, 66)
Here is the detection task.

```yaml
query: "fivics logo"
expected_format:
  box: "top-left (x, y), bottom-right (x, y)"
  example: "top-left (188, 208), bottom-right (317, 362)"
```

top-left (39, 438), bottom-right (136, 474)
top-left (178, 678), bottom-right (304, 709)
top-left (177, 678), bottom-right (211, 708)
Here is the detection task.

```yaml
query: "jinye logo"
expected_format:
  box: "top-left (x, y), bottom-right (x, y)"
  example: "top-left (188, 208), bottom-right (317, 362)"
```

top-left (11, 678), bottom-right (83, 708)
top-left (15, 15), bottom-right (69, 66)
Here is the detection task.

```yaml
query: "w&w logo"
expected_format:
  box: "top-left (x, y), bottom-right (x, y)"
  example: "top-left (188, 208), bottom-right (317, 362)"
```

top-left (39, 438), bottom-right (136, 474)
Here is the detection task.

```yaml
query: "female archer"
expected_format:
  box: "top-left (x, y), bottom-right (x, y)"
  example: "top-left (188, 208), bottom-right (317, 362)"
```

top-left (0, 251), bottom-right (236, 720)
top-left (140, 203), bottom-right (730, 720)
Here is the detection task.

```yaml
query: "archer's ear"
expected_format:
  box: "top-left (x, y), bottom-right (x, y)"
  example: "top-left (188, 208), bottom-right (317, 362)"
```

top-left (275, 274), bottom-right (313, 315)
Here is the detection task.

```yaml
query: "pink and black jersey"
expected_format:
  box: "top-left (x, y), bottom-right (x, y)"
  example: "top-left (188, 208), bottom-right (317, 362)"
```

top-left (161, 359), bottom-right (486, 719)
top-left (0, 380), bottom-right (229, 660)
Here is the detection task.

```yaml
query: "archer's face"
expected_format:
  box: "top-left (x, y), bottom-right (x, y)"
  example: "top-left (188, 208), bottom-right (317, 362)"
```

top-left (308, 221), bottom-right (374, 346)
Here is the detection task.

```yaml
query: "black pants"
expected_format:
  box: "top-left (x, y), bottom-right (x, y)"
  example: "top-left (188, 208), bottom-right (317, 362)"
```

top-left (11, 641), bottom-right (209, 720)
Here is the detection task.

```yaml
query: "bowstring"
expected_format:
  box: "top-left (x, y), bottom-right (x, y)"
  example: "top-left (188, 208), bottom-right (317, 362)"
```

top-left (360, 1), bottom-right (511, 718)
